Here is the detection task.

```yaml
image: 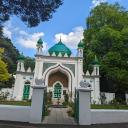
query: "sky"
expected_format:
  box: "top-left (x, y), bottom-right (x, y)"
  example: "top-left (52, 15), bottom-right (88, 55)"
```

top-left (3, 0), bottom-right (128, 57)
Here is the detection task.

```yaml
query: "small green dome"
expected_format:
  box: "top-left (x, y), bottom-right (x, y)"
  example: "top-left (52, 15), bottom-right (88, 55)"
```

top-left (18, 53), bottom-right (25, 61)
top-left (37, 38), bottom-right (43, 45)
top-left (78, 40), bottom-right (84, 48)
top-left (92, 55), bottom-right (100, 65)
top-left (48, 40), bottom-right (72, 57)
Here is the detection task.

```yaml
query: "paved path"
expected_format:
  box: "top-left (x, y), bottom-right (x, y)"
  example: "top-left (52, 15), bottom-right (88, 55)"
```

top-left (43, 107), bottom-right (76, 125)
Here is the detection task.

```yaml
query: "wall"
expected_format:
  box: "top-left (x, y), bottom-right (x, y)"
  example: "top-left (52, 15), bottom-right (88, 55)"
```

top-left (91, 109), bottom-right (128, 124)
top-left (0, 105), bottom-right (30, 122)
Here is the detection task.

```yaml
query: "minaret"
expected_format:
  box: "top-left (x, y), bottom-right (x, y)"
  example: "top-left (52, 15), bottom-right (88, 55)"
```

top-left (92, 55), bottom-right (100, 76)
top-left (34, 38), bottom-right (43, 80)
top-left (77, 40), bottom-right (84, 57)
top-left (13, 52), bottom-right (25, 100)
top-left (91, 55), bottom-right (100, 104)
top-left (36, 38), bottom-right (43, 55)
top-left (77, 40), bottom-right (84, 87)
top-left (17, 52), bottom-right (25, 72)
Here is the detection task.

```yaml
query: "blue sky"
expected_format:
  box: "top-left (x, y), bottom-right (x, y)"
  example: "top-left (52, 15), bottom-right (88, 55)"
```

top-left (3, 0), bottom-right (128, 57)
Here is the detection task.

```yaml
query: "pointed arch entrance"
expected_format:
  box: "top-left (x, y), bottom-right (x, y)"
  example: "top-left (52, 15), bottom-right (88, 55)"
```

top-left (43, 64), bottom-right (73, 103)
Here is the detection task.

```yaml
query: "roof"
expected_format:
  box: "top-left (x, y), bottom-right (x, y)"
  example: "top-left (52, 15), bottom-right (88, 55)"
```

top-left (92, 55), bottom-right (100, 65)
top-left (37, 38), bottom-right (43, 45)
top-left (48, 39), bottom-right (72, 57)
top-left (78, 40), bottom-right (84, 48)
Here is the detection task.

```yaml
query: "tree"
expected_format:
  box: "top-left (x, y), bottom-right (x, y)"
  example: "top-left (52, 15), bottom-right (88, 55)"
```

top-left (0, 0), bottom-right (63, 27)
top-left (0, 38), bottom-right (19, 73)
top-left (0, 48), bottom-right (9, 82)
top-left (24, 57), bottom-right (35, 71)
top-left (83, 3), bottom-right (128, 98)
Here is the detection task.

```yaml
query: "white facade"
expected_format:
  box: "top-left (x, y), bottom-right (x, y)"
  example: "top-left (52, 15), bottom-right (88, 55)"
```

top-left (12, 39), bottom-right (101, 103)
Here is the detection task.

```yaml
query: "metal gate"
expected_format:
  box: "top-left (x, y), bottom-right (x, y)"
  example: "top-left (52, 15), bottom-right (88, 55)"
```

top-left (42, 88), bottom-right (47, 119)
top-left (74, 88), bottom-right (79, 123)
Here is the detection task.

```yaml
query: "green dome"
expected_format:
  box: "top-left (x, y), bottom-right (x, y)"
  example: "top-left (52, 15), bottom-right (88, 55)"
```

top-left (18, 53), bottom-right (25, 61)
top-left (78, 40), bottom-right (84, 48)
top-left (37, 38), bottom-right (43, 45)
top-left (92, 55), bottom-right (100, 65)
top-left (48, 40), bottom-right (72, 57)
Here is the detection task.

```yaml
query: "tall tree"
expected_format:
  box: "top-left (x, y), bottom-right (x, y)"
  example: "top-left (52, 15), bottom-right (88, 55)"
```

top-left (83, 3), bottom-right (128, 97)
top-left (0, 48), bottom-right (10, 82)
top-left (0, 0), bottom-right (63, 27)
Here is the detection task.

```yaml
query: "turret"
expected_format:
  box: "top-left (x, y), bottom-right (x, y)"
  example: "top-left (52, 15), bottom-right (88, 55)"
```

top-left (77, 40), bottom-right (84, 57)
top-left (91, 55), bottom-right (100, 76)
top-left (17, 52), bottom-right (25, 72)
top-left (91, 55), bottom-right (100, 104)
top-left (36, 38), bottom-right (43, 55)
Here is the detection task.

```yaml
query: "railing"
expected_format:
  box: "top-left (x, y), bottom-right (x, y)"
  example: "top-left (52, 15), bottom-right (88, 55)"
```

top-left (74, 88), bottom-right (79, 123)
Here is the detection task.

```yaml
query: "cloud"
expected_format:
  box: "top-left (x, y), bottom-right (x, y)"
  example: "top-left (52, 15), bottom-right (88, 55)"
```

top-left (3, 27), bottom-right (12, 39)
top-left (54, 26), bottom-right (84, 49)
top-left (2, 20), bottom-right (47, 50)
top-left (18, 32), bottom-right (45, 49)
top-left (91, 0), bottom-right (107, 8)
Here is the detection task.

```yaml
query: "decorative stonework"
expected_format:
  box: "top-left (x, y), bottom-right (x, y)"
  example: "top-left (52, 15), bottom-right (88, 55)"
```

top-left (62, 64), bottom-right (75, 76)
top-left (35, 78), bottom-right (45, 86)
top-left (79, 79), bottom-right (91, 89)
top-left (43, 63), bottom-right (56, 73)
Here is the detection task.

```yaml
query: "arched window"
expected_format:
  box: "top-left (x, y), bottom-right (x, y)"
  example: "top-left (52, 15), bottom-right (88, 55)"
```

top-left (23, 81), bottom-right (30, 100)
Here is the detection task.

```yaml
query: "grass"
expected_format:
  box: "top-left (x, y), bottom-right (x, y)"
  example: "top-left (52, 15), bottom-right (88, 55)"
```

top-left (0, 100), bottom-right (31, 106)
top-left (91, 104), bottom-right (128, 110)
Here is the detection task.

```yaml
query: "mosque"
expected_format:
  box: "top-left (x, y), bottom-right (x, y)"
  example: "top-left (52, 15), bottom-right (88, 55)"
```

top-left (13, 38), bottom-right (101, 104)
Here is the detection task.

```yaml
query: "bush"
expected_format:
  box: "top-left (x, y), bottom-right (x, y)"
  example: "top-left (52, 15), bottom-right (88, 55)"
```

top-left (0, 91), bottom-right (9, 101)
top-left (47, 91), bottom-right (52, 105)
top-left (67, 108), bottom-right (74, 117)
top-left (64, 93), bottom-right (69, 103)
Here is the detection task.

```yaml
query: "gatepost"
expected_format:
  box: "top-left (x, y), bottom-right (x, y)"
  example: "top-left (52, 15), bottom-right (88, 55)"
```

top-left (78, 79), bottom-right (92, 125)
top-left (29, 78), bottom-right (46, 123)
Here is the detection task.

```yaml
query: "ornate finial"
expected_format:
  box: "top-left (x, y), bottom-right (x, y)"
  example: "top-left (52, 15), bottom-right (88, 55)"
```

top-left (59, 36), bottom-right (62, 43)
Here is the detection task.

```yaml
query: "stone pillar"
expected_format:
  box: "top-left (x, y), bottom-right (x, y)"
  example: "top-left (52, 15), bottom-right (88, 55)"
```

top-left (29, 85), bottom-right (45, 123)
top-left (78, 87), bottom-right (92, 125)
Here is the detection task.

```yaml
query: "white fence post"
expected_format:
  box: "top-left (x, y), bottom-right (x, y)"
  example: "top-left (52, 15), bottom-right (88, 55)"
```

top-left (29, 85), bottom-right (45, 123)
top-left (78, 79), bottom-right (92, 125)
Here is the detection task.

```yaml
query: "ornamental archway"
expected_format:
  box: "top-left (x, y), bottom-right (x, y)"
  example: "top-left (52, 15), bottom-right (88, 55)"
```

top-left (43, 64), bottom-right (74, 104)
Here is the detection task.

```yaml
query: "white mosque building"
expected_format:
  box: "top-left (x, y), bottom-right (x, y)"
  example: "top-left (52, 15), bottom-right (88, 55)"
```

top-left (12, 38), bottom-right (101, 104)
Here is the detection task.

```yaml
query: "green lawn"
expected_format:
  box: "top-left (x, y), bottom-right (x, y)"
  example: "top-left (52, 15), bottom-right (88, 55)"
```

top-left (91, 104), bottom-right (128, 110)
top-left (0, 101), bottom-right (31, 106)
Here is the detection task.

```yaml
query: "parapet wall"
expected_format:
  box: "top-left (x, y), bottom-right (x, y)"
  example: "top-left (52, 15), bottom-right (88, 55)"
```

top-left (91, 109), bottom-right (128, 124)
top-left (0, 105), bottom-right (30, 122)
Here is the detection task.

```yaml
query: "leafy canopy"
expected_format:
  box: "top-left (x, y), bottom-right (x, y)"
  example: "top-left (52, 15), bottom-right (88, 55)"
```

top-left (0, 0), bottom-right (63, 27)
top-left (83, 3), bottom-right (128, 92)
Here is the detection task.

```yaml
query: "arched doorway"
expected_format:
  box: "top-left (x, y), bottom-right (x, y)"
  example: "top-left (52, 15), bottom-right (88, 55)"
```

top-left (53, 82), bottom-right (62, 99)
top-left (48, 71), bottom-right (68, 104)
top-left (23, 81), bottom-right (30, 100)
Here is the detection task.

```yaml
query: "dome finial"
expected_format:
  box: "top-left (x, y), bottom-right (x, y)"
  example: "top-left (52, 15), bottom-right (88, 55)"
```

top-left (91, 55), bottom-right (100, 65)
top-left (78, 40), bottom-right (84, 48)
top-left (37, 38), bottom-right (43, 45)
top-left (59, 36), bottom-right (62, 43)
